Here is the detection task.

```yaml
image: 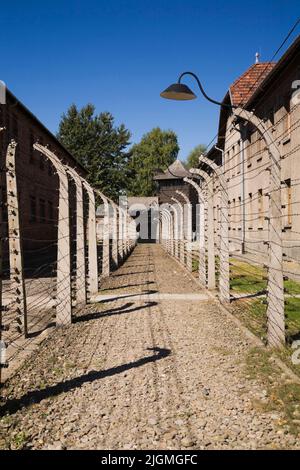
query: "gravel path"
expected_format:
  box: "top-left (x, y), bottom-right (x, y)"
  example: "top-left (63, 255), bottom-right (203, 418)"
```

top-left (0, 244), bottom-right (299, 450)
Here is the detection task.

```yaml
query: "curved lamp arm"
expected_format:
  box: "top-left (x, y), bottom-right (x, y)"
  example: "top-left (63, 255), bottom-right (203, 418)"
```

top-left (178, 72), bottom-right (235, 109)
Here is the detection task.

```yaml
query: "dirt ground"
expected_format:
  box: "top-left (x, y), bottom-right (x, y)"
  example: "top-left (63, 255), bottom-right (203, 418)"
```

top-left (0, 244), bottom-right (299, 450)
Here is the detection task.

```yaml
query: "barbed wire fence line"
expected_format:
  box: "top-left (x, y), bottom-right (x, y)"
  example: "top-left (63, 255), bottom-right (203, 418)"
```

top-left (0, 138), bottom-right (137, 386)
top-left (159, 106), bottom-right (300, 351)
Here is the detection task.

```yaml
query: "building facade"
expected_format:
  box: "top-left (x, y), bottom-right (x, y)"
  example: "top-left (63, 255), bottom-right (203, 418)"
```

top-left (154, 159), bottom-right (199, 236)
top-left (0, 88), bottom-right (87, 273)
top-left (209, 36), bottom-right (300, 260)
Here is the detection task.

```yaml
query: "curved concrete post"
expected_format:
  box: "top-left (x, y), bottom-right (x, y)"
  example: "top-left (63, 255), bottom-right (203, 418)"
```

top-left (184, 177), bottom-right (206, 287)
top-left (233, 108), bottom-right (284, 347)
top-left (65, 166), bottom-right (86, 305)
top-left (160, 212), bottom-right (171, 252)
top-left (108, 200), bottom-right (118, 268)
top-left (171, 197), bottom-right (185, 264)
top-left (121, 208), bottom-right (128, 257)
top-left (118, 207), bottom-right (124, 260)
top-left (126, 214), bottom-right (131, 254)
top-left (176, 190), bottom-right (193, 271)
top-left (160, 209), bottom-right (173, 254)
top-left (95, 190), bottom-right (110, 277)
top-left (199, 155), bottom-right (229, 302)
top-left (190, 168), bottom-right (216, 290)
top-left (82, 180), bottom-right (98, 296)
top-left (34, 143), bottom-right (71, 325)
top-left (170, 202), bottom-right (180, 259)
top-left (6, 140), bottom-right (28, 336)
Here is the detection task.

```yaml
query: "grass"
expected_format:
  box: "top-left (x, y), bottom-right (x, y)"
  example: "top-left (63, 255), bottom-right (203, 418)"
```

top-left (230, 260), bottom-right (267, 294)
top-left (229, 259), bottom-right (300, 377)
top-left (192, 258), bottom-right (199, 272)
top-left (245, 347), bottom-right (300, 436)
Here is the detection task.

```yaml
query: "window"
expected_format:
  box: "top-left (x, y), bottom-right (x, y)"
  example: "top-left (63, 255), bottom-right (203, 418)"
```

top-left (283, 95), bottom-right (291, 142)
top-left (29, 196), bottom-right (36, 223)
top-left (236, 141), bottom-right (241, 174)
top-left (231, 145), bottom-right (235, 175)
top-left (258, 189), bottom-right (264, 227)
top-left (48, 201), bottom-right (53, 222)
top-left (226, 150), bottom-right (230, 176)
top-left (39, 198), bottom-right (46, 223)
top-left (248, 193), bottom-right (253, 229)
top-left (238, 196), bottom-right (241, 229)
top-left (246, 130), bottom-right (252, 167)
top-left (283, 179), bottom-right (292, 227)
top-left (256, 134), bottom-right (263, 161)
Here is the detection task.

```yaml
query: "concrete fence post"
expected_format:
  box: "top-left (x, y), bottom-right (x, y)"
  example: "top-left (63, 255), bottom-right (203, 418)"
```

top-left (65, 166), bottom-right (86, 305)
top-left (172, 198), bottom-right (185, 264)
top-left (198, 156), bottom-right (230, 302)
top-left (171, 204), bottom-right (180, 259)
top-left (82, 181), bottom-right (98, 296)
top-left (95, 191), bottom-right (110, 277)
top-left (6, 141), bottom-right (28, 336)
top-left (233, 108), bottom-right (284, 346)
top-left (184, 177), bottom-right (206, 286)
top-left (176, 190), bottom-right (193, 271)
top-left (111, 202), bottom-right (119, 268)
top-left (34, 143), bottom-right (72, 325)
top-left (190, 168), bottom-right (216, 290)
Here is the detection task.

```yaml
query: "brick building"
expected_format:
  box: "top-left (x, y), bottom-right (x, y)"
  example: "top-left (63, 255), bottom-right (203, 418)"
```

top-left (209, 35), bottom-right (300, 260)
top-left (154, 159), bottom-right (199, 235)
top-left (0, 88), bottom-right (87, 273)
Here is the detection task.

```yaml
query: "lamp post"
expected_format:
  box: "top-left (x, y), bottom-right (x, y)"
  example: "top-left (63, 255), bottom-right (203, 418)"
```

top-left (161, 72), bottom-right (284, 347)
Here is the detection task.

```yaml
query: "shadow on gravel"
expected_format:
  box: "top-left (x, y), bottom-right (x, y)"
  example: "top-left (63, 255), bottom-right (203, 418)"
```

top-left (74, 301), bottom-right (158, 323)
top-left (103, 281), bottom-right (155, 291)
top-left (111, 270), bottom-right (154, 277)
top-left (97, 290), bottom-right (158, 303)
top-left (122, 264), bottom-right (154, 269)
top-left (0, 348), bottom-right (171, 416)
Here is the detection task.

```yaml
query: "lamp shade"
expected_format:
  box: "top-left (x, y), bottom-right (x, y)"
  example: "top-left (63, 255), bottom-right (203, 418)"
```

top-left (160, 83), bottom-right (197, 101)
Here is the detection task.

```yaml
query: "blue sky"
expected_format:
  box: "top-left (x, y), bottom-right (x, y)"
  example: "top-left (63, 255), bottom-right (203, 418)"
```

top-left (1, 1), bottom-right (299, 160)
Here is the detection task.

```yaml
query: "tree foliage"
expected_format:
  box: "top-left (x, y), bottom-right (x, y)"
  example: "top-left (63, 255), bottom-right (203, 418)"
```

top-left (185, 144), bottom-right (207, 169)
top-left (57, 104), bottom-right (131, 200)
top-left (127, 127), bottom-right (179, 196)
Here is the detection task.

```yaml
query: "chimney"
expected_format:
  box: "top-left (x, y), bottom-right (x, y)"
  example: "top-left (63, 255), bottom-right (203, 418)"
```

top-left (255, 52), bottom-right (260, 64)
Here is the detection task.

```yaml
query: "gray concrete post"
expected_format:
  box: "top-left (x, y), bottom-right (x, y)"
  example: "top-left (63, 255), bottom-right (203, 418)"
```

top-left (190, 168), bottom-right (216, 290)
top-left (111, 202), bottom-right (119, 268)
top-left (82, 181), bottom-right (98, 296)
top-left (95, 191), bottom-right (110, 277)
top-left (184, 177), bottom-right (206, 287)
top-left (171, 198), bottom-right (185, 264)
top-left (34, 143), bottom-right (72, 325)
top-left (6, 141), bottom-right (28, 336)
top-left (176, 190), bottom-right (193, 271)
top-left (198, 156), bottom-right (230, 302)
top-left (233, 108), bottom-right (284, 346)
top-left (65, 166), bottom-right (86, 305)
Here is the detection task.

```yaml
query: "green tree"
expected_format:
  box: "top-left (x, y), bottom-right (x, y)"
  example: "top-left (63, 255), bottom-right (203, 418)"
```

top-left (57, 104), bottom-right (131, 200)
top-left (127, 127), bottom-right (179, 196)
top-left (185, 144), bottom-right (207, 169)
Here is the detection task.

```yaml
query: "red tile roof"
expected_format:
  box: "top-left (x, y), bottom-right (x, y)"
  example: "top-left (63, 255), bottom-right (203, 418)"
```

top-left (230, 62), bottom-right (276, 106)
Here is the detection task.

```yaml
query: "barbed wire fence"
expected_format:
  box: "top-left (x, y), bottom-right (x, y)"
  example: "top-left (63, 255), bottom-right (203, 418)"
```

top-left (160, 99), bottom-right (300, 350)
top-left (0, 138), bottom-right (137, 386)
